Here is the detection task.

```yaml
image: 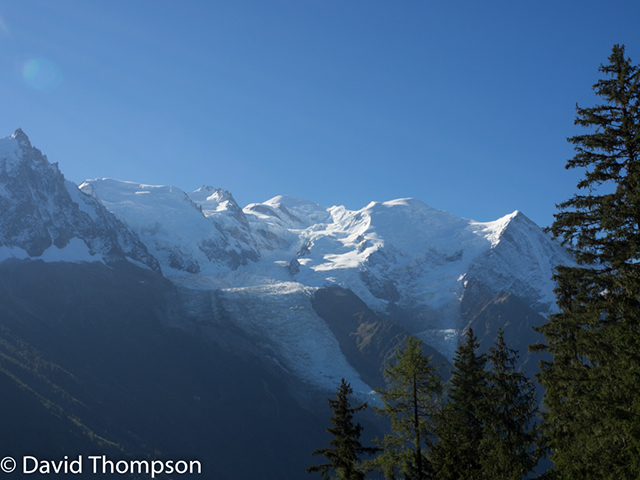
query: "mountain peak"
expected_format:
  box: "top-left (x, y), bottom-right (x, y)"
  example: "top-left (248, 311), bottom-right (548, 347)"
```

top-left (11, 128), bottom-right (32, 149)
top-left (189, 185), bottom-right (238, 207)
top-left (501, 209), bottom-right (540, 233)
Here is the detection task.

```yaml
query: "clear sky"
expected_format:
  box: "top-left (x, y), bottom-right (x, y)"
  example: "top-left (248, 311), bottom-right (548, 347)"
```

top-left (1, 1), bottom-right (639, 228)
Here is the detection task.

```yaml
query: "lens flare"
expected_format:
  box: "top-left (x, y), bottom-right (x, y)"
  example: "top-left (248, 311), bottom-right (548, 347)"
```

top-left (22, 58), bottom-right (63, 91)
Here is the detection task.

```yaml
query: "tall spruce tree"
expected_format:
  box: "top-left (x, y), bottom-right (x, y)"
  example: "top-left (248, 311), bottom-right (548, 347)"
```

top-left (369, 336), bottom-right (443, 480)
top-left (483, 328), bottom-right (541, 480)
top-left (532, 44), bottom-right (640, 478)
top-left (308, 378), bottom-right (377, 480)
top-left (431, 329), bottom-right (487, 480)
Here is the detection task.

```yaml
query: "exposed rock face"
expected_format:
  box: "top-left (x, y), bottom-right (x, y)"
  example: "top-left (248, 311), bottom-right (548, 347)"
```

top-left (311, 285), bottom-right (451, 390)
top-left (461, 277), bottom-right (551, 399)
top-left (0, 129), bottom-right (159, 271)
top-left (188, 185), bottom-right (260, 267)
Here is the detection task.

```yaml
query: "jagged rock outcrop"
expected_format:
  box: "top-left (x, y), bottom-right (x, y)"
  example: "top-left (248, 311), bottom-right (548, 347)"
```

top-left (0, 129), bottom-right (159, 270)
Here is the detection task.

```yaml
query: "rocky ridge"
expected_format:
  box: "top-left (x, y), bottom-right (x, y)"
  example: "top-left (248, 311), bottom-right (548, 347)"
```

top-left (0, 129), bottom-right (159, 271)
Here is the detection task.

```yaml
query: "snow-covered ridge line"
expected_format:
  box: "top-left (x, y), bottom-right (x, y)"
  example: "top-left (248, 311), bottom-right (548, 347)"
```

top-left (1, 128), bottom-right (574, 391)
top-left (78, 175), bottom-right (570, 317)
top-left (470, 210), bottom-right (520, 248)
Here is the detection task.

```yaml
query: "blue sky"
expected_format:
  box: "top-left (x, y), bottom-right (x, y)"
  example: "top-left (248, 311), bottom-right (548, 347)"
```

top-left (1, 1), bottom-right (639, 228)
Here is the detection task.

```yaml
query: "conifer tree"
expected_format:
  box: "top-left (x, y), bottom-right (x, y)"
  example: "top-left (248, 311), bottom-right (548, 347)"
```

top-left (308, 378), bottom-right (377, 480)
top-left (369, 336), bottom-right (443, 480)
top-left (431, 329), bottom-right (487, 480)
top-left (483, 328), bottom-right (541, 480)
top-left (532, 43), bottom-right (640, 479)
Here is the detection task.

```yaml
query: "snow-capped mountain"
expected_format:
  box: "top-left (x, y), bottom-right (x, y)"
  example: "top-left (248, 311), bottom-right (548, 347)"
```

top-left (0, 129), bottom-right (573, 397)
top-left (0, 129), bottom-right (159, 270)
top-left (79, 179), bottom-right (259, 274)
top-left (78, 173), bottom-right (572, 387)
